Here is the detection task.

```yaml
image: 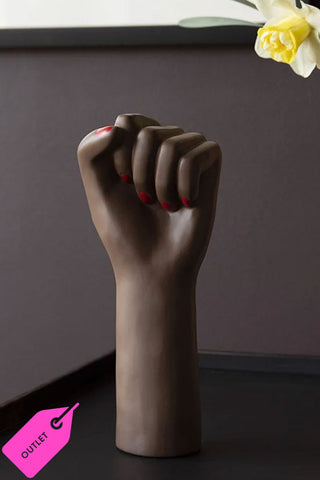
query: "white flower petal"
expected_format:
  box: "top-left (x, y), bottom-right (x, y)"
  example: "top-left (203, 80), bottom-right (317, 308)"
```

top-left (300, 1), bottom-right (320, 30)
top-left (254, 35), bottom-right (272, 58)
top-left (289, 39), bottom-right (316, 77)
top-left (251, 0), bottom-right (297, 20)
top-left (305, 29), bottom-right (320, 68)
top-left (262, 15), bottom-right (292, 27)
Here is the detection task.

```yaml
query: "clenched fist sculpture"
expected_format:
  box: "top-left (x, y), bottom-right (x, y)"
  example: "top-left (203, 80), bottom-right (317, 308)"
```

top-left (77, 113), bottom-right (222, 457)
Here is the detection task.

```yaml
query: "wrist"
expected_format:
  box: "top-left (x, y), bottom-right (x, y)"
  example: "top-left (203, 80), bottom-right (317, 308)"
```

top-left (114, 263), bottom-right (197, 292)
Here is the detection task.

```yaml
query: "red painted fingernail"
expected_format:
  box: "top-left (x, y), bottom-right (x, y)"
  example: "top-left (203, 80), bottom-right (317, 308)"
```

top-left (161, 202), bottom-right (172, 211)
top-left (121, 174), bottom-right (133, 184)
top-left (182, 198), bottom-right (192, 207)
top-left (139, 192), bottom-right (152, 204)
top-left (95, 126), bottom-right (113, 135)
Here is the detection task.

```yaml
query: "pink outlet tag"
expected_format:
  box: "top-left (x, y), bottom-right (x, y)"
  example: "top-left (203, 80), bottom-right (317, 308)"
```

top-left (2, 403), bottom-right (79, 478)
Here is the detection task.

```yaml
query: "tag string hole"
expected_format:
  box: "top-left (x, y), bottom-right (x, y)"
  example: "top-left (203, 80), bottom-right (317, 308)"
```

top-left (51, 418), bottom-right (63, 430)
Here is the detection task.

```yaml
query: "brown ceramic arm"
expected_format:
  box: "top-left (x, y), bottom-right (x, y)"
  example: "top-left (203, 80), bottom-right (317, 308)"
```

top-left (77, 113), bottom-right (222, 457)
top-left (115, 268), bottom-right (198, 456)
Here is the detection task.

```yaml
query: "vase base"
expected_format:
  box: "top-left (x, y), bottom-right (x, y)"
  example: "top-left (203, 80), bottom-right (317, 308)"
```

top-left (115, 441), bottom-right (201, 458)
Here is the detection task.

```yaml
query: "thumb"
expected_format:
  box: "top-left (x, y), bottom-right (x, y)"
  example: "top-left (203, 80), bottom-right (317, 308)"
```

top-left (77, 125), bottom-right (124, 167)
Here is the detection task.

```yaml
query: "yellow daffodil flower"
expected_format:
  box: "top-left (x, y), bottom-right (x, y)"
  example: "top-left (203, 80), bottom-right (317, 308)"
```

top-left (248, 0), bottom-right (320, 77)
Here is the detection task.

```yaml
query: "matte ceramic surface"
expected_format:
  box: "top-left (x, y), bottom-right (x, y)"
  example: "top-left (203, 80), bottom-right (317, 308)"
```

top-left (77, 113), bottom-right (222, 456)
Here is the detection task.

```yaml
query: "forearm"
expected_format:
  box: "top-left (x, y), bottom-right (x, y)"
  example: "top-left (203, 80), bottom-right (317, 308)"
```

top-left (115, 270), bottom-right (201, 456)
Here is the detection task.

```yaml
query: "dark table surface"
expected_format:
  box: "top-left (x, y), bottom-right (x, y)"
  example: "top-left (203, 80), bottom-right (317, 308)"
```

top-left (1, 368), bottom-right (320, 480)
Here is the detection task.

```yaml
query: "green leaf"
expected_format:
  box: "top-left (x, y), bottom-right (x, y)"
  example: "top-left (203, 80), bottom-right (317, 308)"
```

top-left (178, 16), bottom-right (262, 28)
top-left (230, 0), bottom-right (257, 8)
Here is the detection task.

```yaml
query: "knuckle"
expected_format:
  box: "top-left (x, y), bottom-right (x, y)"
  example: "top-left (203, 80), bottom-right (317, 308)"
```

top-left (190, 132), bottom-right (206, 144)
top-left (179, 154), bottom-right (193, 174)
top-left (179, 153), bottom-right (190, 165)
top-left (116, 113), bottom-right (159, 132)
top-left (137, 126), bottom-right (158, 144)
top-left (207, 141), bottom-right (222, 160)
top-left (160, 136), bottom-right (177, 156)
top-left (115, 113), bottom-right (134, 130)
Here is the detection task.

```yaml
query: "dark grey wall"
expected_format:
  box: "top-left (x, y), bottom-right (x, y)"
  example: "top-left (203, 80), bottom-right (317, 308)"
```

top-left (1, 46), bottom-right (319, 405)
